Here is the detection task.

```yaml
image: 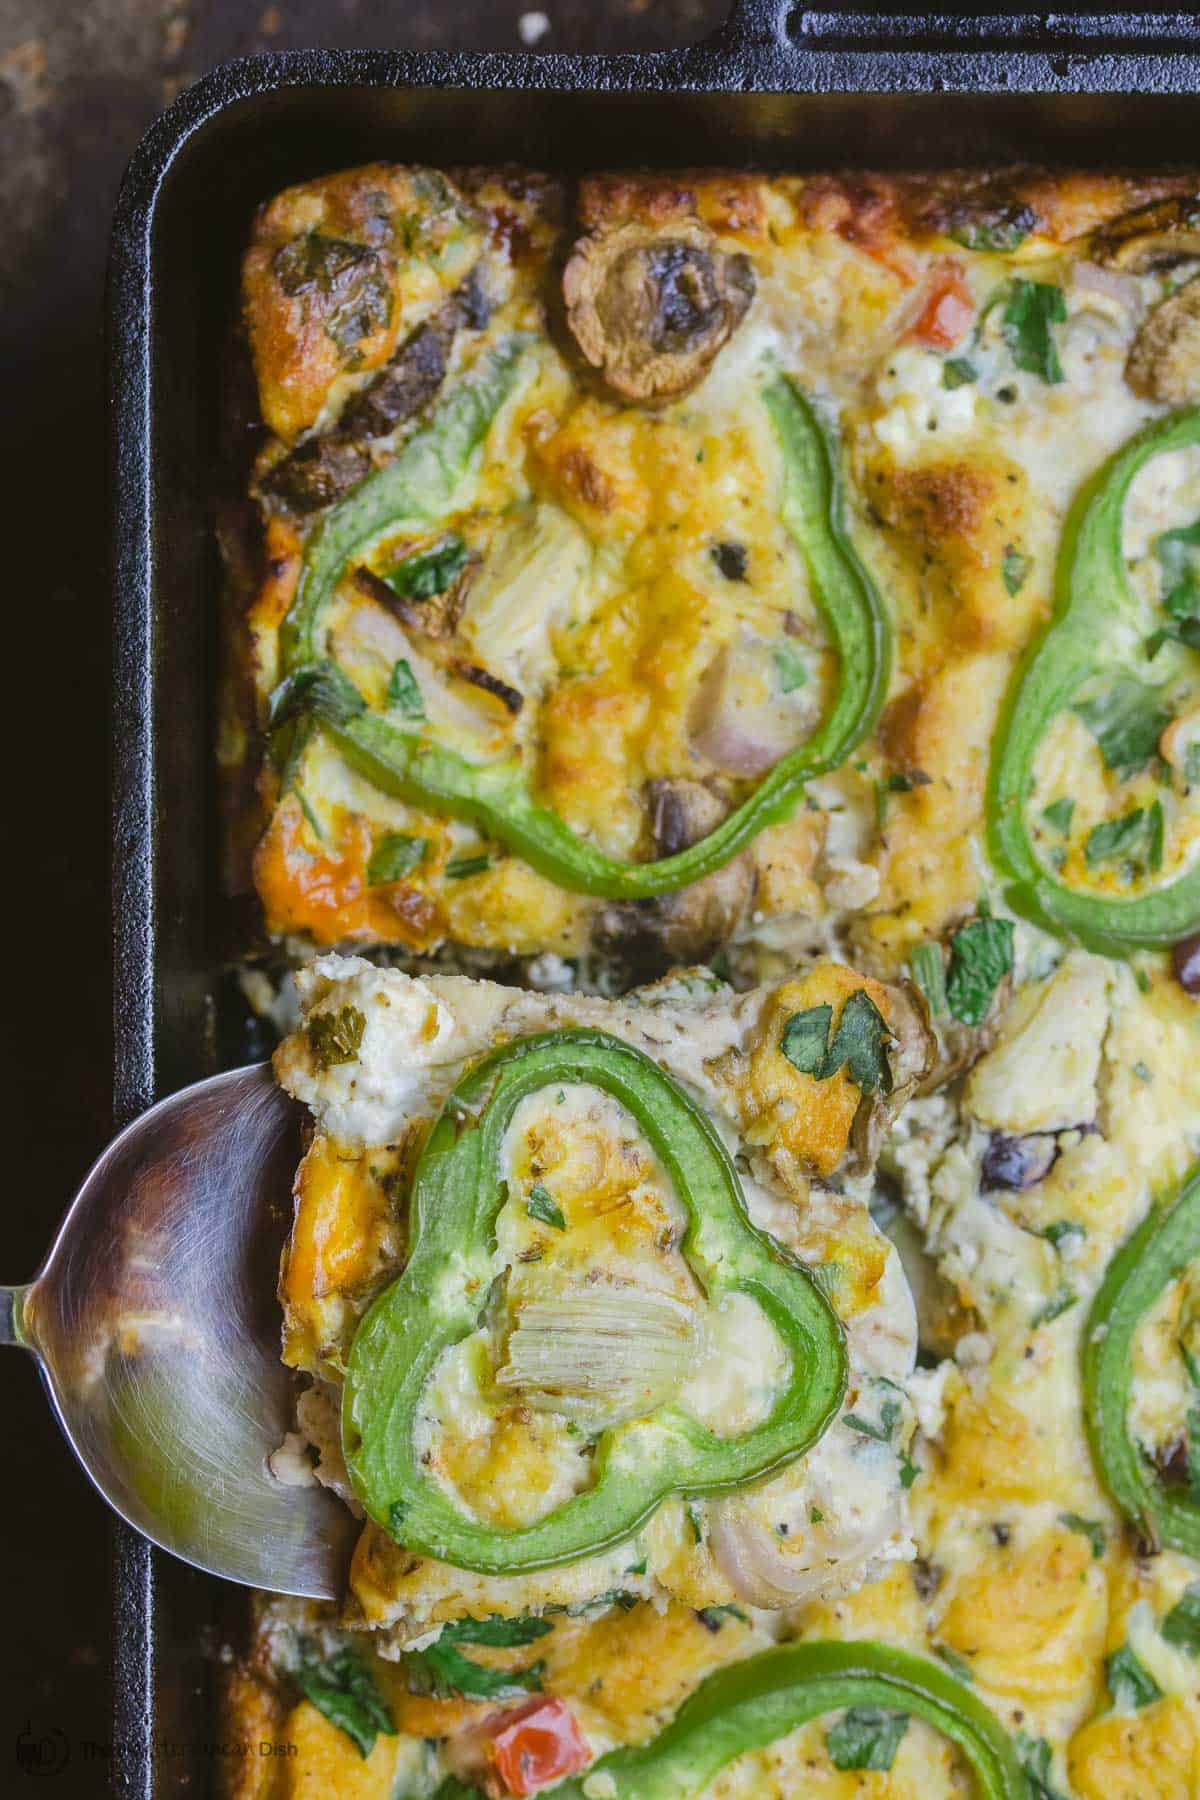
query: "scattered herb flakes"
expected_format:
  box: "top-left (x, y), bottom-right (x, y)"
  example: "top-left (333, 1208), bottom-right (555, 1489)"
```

top-left (1162, 1582), bottom-right (1200, 1654)
top-left (446, 853), bottom-right (491, 880)
top-left (1059, 1513), bottom-right (1107, 1559)
top-left (899, 1450), bottom-right (919, 1490)
top-left (1002, 545), bottom-right (1032, 596)
top-left (1002, 279), bottom-right (1067, 384)
top-left (625, 1557), bottom-right (648, 1575)
top-left (942, 356), bottom-right (978, 389)
top-left (945, 910), bottom-right (1014, 1027)
top-left (294, 1644), bottom-right (397, 1759)
top-left (1042, 797), bottom-right (1076, 834)
top-left (366, 832), bottom-right (427, 886)
top-left (1033, 1284), bottom-right (1078, 1328)
top-left (1016, 1733), bottom-right (1071, 1800)
top-left (910, 941), bottom-right (948, 1018)
top-left (1074, 678), bottom-right (1172, 778)
top-left (810, 1505), bottom-right (824, 1523)
top-left (432, 1779), bottom-right (486, 1800)
top-left (388, 1499), bottom-right (408, 1536)
top-left (1132, 1059), bottom-right (1154, 1084)
top-left (695, 1604), bottom-right (747, 1632)
top-left (527, 1184), bottom-right (566, 1231)
top-left (950, 205), bottom-right (1036, 253)
top-left (1085, 802), bottom-right (1165, 874)
top-left (269, 658), bottom-right (367, 731)
top-left (1106, 1644), bottom-right (1164, 1711)
top-left (826, 1705), bottom-right (910, 1772)
top-left (387, 657), bottom-right (426, 719)
top-left (307, 1005), bottom-right (366, 1070)
top-left (685, 1501), bottom-right (704, 1544)
top-left (773, 640), bottom-right (809, 693)
top-left (935, 1644), bottom-right (975, 1683)
top-left (780, 1004), bottom-right (834, 1076)
top-left (387, 533), bottom-right (469, 601)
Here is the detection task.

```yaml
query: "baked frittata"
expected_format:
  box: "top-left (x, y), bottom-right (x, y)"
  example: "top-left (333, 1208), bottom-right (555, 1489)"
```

top-left (221, 162), bottom-right (1200, 1799)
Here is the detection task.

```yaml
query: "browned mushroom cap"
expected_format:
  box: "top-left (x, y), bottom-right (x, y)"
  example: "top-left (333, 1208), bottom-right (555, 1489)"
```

top-left (1127, 276), bottom-right (1200, 405)
top-left (1094, 195), bottom-right (1200, 271)
top-left (562, 220), bottom-right (756, 405)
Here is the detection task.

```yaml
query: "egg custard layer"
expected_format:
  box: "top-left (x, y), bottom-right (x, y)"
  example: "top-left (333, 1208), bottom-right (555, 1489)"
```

top-left (222, 163), bottom-right (1200, 1800)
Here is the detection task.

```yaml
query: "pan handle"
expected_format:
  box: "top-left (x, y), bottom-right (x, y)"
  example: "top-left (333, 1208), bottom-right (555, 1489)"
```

top-left (716, 0), bottom-right (790, 49)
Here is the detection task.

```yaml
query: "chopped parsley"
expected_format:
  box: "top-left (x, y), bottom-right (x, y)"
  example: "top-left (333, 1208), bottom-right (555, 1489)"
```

top-left (844, 1394), bottom-right (902, 1443)
top-left (1106, 1643), bottom-right (1163, 1711)
top-left (1033, 1284), bottom-right (1078, 1328)
top-left (1002, 279), bottom-right (1067, 384)
top-left (1084, 801), bottom-right (1165, 875)
top-left (1156, 517), bottom-right (1200, 622)
top-left (1016, 1733), bottom-right (1070, 1800)
top-left (942, 356), bottom-right (978, 389)
top-left (387, 657), bottom-right (426, 719)
top-left (1059, 1512), bottom-right (1106, 1559)
top-left (910, 941), bottom-right (948, 1018)
top-left (1041, 1219), bottom-right (1086, 1254)
top-left (784, 989), bottom-right (896, 1095)
top-left (366, 832), bottom-right (427, 885)
top-left (1002, 545), bottom-right (1032, 596)
top-left (773, 640), bottom-right (809, 693)
top-left (950, 204), bottom-right (1036, 253)
top-left (780, 1004), bottom-right (833, 1076)
top-left (405, 1615), bottom-right (550, 1701)
top-left (945, 908), bottom-right (1014, 1027)
top-left (685, 1501), bottom-right (704, 1544)
top-left (445, 853), bottom-right (490, 880)
top-left (294, 1643), bottom-right (397, 1759)
top-left (526, 1184), bottom-right (566, 1231)
top-left (307, 1005), bottom-right (366, 1070)
top-left (1162, 1582), bottom-right (1200, 1654)
top-left (386, 533), bottom-right (469, 600)
top-left (826, 1705), bottom-right (909, 1772)
top-left (1074, 677), bottom-right (1172, 778)
top-left (899, 1450), bottom-right (920, 1490)
top-left (1042, 797), bottom-right (1075, 834)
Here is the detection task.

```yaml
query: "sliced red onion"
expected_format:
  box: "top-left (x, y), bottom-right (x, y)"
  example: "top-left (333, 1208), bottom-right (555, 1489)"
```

top-left (690, 636), bottom-right (810, 777)
top-left (709, 1494), bottom-right (901, 1608)
top-left (1071, 260), bottom-right (1143, 313)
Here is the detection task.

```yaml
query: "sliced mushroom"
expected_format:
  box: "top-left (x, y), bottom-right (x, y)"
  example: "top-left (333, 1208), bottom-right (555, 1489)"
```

top-left (563, 219), bottom-right (755, 406)
top-left (1126, 276), bottom-right (1200, 405)
top-left (596, 778), bottom-right (754, 968)
top-left (260, 269), bottom-right (491, 514)
top-left (848, 980), bottom-right (935, 1174)
top-left (1094, 195), bottom-right (1200, 272)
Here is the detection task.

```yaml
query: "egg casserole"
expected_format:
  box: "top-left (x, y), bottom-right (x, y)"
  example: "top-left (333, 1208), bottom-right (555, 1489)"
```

top-left (222, 163), bottom-right (1200, 1798)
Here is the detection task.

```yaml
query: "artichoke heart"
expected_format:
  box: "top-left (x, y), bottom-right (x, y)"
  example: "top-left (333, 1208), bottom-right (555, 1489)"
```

top-left (497, 1287), bottom-right (697, 1430)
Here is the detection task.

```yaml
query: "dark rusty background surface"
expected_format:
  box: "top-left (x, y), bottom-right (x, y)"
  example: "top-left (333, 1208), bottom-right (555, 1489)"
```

top-left (1, 3), bottom-right (723, 1787)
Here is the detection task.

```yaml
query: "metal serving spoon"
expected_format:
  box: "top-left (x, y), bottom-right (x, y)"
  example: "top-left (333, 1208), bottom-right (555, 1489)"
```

top-left (2, 1065), bottom-right (356, 1598)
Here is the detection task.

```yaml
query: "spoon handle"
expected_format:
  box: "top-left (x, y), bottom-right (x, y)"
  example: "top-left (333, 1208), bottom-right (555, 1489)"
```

top-left (0, 1285), bottom-right (33, 1349)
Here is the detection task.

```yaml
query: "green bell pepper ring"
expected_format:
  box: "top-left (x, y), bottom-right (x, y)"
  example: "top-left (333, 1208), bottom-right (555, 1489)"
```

top-left (343, 1028), bottom-right (847, 1574)
top-left (989, 408), bottom-right (1200, 953)
top-left (275, 361), bottom-right (890, 901)
top-left (1083, 1158), bottom-right (1200, 1557)
top-left (549, 1639), bottom-right (1029, 1799)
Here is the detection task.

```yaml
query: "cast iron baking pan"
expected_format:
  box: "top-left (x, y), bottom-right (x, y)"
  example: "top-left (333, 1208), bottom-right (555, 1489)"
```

top-left (107, 4), bottom-right (1200, 1792)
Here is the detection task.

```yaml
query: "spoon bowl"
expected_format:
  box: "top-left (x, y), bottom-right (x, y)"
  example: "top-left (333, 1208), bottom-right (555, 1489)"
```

top-left (5, 1064), bottom-right (356, 1598)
